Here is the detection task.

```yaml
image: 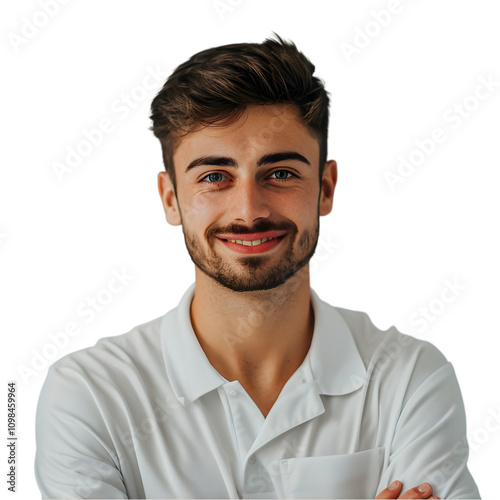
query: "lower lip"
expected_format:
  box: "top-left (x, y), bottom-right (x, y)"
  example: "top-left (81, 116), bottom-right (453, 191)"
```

top-left (218, 236), bottom-right (285, 254)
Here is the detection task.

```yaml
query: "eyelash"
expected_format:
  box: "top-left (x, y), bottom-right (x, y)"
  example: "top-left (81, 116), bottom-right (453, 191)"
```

top-left (200, 170), bottom-right (296, 185)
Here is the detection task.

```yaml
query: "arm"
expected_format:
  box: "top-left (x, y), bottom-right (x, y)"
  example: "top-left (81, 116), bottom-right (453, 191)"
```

top-left (35, 363), bottom-right (129, 499)
top-left (375, 362), bottom-right (480, 499)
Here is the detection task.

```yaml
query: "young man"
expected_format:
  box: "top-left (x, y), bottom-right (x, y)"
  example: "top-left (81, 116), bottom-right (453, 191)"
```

top-left (35, 36), bottom-right (480, 499)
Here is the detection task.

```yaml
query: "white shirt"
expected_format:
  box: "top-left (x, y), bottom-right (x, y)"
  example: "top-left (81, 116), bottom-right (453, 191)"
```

top-left (35, 285), bottom-right (480, 499)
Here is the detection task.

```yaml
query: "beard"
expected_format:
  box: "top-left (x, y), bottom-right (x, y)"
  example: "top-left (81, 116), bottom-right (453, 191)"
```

top-left (181, 217), bottom-right (319, 292)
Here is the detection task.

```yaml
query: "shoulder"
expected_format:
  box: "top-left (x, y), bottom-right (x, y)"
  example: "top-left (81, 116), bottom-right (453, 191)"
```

top-left (335, 305), bottom-right (447, 364)
top-left (329, 303), bottom-right (451, 401)
top-left (46, 314), bottom-right (165, 384)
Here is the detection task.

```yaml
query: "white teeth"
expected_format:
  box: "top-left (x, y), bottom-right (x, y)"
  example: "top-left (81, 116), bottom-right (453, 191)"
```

top-left (227, 237), bottom-right (273, 246)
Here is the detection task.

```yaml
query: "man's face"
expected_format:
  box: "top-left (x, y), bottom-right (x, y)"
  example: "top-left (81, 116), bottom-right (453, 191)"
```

top-left (158, 105), bottom-right (336, 292)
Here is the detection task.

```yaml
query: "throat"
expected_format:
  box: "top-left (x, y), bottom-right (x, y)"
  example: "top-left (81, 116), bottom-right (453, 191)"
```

top-left (216, 358), bottom-right (304, 418)
top-left (243, 383), bottom-right (284, 418)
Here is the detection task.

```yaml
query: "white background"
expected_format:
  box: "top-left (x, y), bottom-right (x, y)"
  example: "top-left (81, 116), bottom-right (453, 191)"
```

top-left (2, 0), bottom-right (499, 498)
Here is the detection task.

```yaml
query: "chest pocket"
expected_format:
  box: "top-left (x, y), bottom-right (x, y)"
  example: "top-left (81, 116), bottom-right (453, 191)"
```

top-left (280, 447), bottom-right (385, 499)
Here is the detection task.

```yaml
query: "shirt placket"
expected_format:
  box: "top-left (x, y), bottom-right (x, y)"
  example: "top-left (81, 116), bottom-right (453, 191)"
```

top-left (219, 380), bottom-right (265, 496)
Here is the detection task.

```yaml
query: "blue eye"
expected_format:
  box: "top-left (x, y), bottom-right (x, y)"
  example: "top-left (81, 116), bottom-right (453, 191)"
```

top-left (270, 170), bottom-right (294, 180)
top-left (202, 172), bottom-right (227, 183)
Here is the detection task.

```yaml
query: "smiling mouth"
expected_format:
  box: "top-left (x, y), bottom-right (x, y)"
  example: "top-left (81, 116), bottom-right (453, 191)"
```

top-left (216, 231), bottom-right (287, 254)
top-left (224, 237), bottom-right (277, 247)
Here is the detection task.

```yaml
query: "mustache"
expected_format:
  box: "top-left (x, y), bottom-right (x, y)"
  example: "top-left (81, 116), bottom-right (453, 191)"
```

top-left (207, 219), bottom-right (297, 238)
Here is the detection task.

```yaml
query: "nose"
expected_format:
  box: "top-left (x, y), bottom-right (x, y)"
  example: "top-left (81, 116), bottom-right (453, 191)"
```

top-left (230, 178), bottom-right (271, 225)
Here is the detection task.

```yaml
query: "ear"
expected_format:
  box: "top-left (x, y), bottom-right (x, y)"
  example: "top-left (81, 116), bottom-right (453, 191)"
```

top-left (158, 172), bottom-right (182, 226)
top-left (319, 160), bottom-right (337, 216)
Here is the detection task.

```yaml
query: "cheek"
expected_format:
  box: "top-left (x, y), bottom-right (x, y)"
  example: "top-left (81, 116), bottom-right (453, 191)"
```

top-left (284, 190), bottom-right (318, 222)
top-left (179, 192), bottom-right (223, 228)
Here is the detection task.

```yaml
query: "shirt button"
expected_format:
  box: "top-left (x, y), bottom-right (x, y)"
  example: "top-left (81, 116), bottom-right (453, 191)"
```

top-left (249, 455), bottom-right (256, 464)
top-left (228, 390), bottom-right (237, 396)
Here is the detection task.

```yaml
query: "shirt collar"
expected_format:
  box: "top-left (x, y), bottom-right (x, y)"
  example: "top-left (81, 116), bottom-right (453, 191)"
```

top-left (161, 284), bottom-right (226, 406)
top-left (161, 285), bottom-right (366, 406)
top-left (308, 289), bottom-right (366, 395)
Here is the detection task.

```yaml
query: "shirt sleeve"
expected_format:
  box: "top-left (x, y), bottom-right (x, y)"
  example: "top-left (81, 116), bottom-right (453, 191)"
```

top-left (376, 362), bottom-right (480, 499)
top-left (35, 362), bottom-right (129, 499)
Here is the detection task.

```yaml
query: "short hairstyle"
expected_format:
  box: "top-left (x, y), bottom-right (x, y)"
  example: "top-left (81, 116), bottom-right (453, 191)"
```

top-left (150, 34), bottom-right (330, 190)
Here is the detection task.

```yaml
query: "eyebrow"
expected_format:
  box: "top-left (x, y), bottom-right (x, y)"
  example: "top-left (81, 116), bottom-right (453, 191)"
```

top-left (185, 151), bottom-right (311, 172)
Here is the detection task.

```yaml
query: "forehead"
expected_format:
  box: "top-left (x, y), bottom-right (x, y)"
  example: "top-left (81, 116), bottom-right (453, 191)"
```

top-left (172, 105), bottom-right (320, 170)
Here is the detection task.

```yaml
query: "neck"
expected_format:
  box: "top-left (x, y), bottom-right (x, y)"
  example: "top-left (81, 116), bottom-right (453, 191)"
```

top-left (190, 265), bottom-right (313, 390)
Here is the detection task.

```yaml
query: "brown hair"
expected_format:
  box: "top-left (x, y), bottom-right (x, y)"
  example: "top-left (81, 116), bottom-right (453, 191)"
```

top-left (150, 34), bottom-right (329, 190)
